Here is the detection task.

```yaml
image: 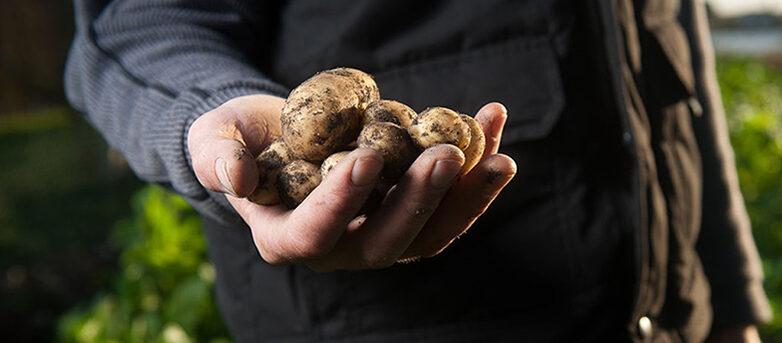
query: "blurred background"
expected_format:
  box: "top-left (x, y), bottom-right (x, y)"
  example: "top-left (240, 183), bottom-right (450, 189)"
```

top-left (0, 1), bottom-right (780, 342)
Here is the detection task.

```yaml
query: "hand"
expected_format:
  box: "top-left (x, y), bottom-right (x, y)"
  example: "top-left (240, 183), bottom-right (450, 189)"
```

top-left (188, 94), bottom-right (517, 271)
top-left (706, 325), bottom-right (761, 343)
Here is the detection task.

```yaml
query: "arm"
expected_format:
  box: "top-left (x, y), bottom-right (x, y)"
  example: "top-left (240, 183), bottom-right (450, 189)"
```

top-left (679, 0), bottom-right (771, 333)
top-left (65, 0), bottom-right (288, 224)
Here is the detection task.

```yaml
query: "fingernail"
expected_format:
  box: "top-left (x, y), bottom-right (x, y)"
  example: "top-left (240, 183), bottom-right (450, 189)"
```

top-left (215, 157), bottom-right (237, 196)
top-left (430, 159), bottom-right (463, 188)
top-left (351, 156), bottom-right (383, 186)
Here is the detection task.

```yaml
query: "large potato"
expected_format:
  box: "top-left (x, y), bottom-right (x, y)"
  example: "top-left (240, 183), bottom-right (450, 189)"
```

top-left (408, 107), bottom-right (471, 151)
top-left (322, 68), bottom-right (380, 106)
top-left (358, 122), bottom-right (419, 184)
top-left (248, 139), bottom-right (294, 205)
top-left (277, 160), bottom-right (322, 208)
top-left (281, 68), bottom-right (379, 162)
top-left (363, 99), bottom-right (416, 128)
top-left (459, 114), bottom-right (486, 175)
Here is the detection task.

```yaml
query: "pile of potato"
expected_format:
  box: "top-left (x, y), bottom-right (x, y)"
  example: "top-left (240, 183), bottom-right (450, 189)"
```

top-left (248, 68), bottom-right (485, 208)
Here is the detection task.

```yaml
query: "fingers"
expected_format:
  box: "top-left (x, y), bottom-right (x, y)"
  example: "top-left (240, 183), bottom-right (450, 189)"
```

top-left (226, 149), bottom-right (383, 264)
top-left (313, 145), bottom-right (465, 270)
top-left (188, 95), bottom-right (286, 197)
top-left (223, 100), bottom-right (513, 271)
top-left (189, 117), bottom-right (259, 197)
top-left (225, 195), bottom-right (289, 264)
top-left (280, 148), bottom-right (383, 259)
top-left (474, 102), bottom-right (508, 158)
top-left (402, 153), bottom-right (516, 259)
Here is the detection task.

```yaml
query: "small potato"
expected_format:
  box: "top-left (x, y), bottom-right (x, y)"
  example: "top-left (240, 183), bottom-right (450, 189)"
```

top-left (459, 114), bottom-right (486, 175)
top-left (281, 68), bottom-right (380, 162)
top-left (277, 160), bottom-right (322, 208)
top-left (363, 100), bottom-right (416, 128)
top-left (320, 151), bottom-right (351, 178)
top-left (408, 107), bottom-right (471, 151)
top-left (358, 122), bottom-right (419, 184)
top-left (248, 139), bottom-right (294, 205)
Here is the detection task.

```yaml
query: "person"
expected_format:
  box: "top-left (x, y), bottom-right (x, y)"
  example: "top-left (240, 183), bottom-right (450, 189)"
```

top-left (65, 0), bottom-right (771, 341)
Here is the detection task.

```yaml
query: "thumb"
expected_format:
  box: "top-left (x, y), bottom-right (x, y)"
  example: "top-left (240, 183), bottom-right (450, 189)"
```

top-left (188, 109), bottom-right (260, 197)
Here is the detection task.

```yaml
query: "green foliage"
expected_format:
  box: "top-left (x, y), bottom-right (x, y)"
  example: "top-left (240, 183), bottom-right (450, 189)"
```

top-left (0, 106), bottom-right (73, 135)
top-left (0, 110), bottom-right (141, 342)
top-left (56, 186), bottom-right (230, 343)
top-left (717, 58), bottom-right (782, 339)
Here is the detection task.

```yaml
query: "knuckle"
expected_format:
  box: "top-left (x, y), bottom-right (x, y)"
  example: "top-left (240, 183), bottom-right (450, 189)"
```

top-left (402, 200), bottom-right (436, 221)
top-left (307, 184), bottom-right (360, 221)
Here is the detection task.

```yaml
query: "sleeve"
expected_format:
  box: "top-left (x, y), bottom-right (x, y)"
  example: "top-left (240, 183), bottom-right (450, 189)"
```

top-left (65, 0), bottom-right (289, 225)
top-left (679, 0), bottom-right (772, 328)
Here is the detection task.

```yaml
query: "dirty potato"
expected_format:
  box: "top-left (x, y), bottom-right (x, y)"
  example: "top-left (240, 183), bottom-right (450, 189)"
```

top-left (281, 68), bottom-right (379, 162)
top-left (322, 68), bottom-right (380, 106)
top-left (363, 99), bottom-right (416, 128)
top-left (277, 160), bottom-right (322, 208)
top-left (248, 139), bottom-right (295, 205)
top-left (408, 107), bottom-right (471, 151)
top-left (358, 122), bottom-right (419, 184)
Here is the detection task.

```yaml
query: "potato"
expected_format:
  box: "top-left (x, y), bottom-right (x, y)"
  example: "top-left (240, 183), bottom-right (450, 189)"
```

top-left (358, 122), bottom-right (419, 184)
top-left (363, 100), bottom-right (416, 128)
top-left (248, 139), bottom-right (295, 205)
top-left (322, 68), bottom-right (380, 106)
top-left (277, 160), bottom-right (322, 208)
top-left (459, 114), bottom-right (486, 175)
top-left (320, 151), bottom-right (351, 178)
top-left (408, 107), bottom-right (471, 151)
top-left (281, 68), bottom-right (380, 162)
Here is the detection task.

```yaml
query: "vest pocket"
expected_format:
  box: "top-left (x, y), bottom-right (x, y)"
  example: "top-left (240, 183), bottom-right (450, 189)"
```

top-left (373, 35), bottom-right (565, 144)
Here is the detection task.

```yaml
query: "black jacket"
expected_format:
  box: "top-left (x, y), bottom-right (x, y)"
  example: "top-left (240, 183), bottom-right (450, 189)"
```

top-left (66, 0), bottom-right (770, 341)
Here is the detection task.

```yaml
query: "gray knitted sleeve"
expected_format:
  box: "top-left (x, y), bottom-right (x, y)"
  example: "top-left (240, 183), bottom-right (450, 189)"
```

top-left (65, 0), bottom-right (288, 225)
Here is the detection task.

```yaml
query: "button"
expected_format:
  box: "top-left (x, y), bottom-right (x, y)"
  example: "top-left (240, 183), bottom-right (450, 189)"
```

top-left (638, 316), bottom-right (653, 339)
